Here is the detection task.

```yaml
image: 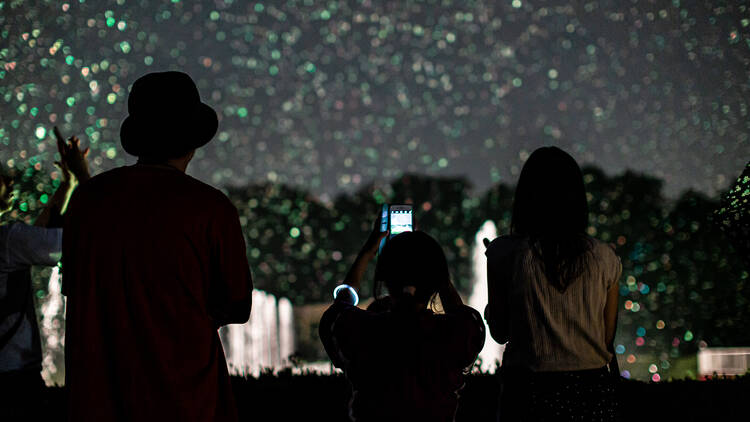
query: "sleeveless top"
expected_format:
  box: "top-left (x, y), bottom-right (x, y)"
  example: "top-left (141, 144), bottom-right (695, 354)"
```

top-left (486, 235), bottom-right (621, 372)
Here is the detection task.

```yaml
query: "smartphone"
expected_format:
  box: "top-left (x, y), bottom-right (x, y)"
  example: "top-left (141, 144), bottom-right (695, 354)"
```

top-left (378, 204), bottom-right (389, 254)
top-left (388, 205), bottom-right (413, 238)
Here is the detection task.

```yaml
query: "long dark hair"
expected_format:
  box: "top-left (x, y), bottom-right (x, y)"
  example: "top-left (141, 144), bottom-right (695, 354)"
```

top-left (511, 146), bottom-right (592, 291)
top-left (374, 231), bottom-right (450, 305)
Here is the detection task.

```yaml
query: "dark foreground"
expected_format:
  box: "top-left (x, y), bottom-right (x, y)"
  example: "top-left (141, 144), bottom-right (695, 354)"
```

top-left (41, 371), bottom-right (748, 421)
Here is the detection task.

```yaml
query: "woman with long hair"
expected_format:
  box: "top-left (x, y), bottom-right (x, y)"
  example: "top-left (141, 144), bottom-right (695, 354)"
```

top-left (485, 146), bottom-right (621, 421)
top-left (320, 224), bottom-right (485, 422)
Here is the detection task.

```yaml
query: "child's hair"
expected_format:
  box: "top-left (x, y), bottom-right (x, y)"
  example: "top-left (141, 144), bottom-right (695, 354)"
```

top-left (374, 231), bottom-right (450, 305)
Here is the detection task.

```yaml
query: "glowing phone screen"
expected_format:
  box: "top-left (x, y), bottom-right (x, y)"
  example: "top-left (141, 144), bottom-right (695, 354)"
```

top-left (389, 208), bottom-right (413, 238)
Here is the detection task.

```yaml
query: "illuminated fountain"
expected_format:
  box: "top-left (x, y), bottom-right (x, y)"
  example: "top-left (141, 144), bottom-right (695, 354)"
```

top-left (40, 266), bottom-right (66, 385)
top-left (220, 290), bottom-right (295, 376)
top-left (468, 220), bottom-right (505, 372)
top-left (39, 269), bottom-right (294, 382)
top-left (278, 297), bottom-right (295, 366)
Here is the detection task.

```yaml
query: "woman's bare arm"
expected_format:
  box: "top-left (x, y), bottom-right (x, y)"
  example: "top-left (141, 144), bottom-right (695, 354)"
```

top-left (603, 258), bottom-right (621, 375)
top-left (335, 217), bottom-right (387, 304)
top-left (604, 282), bottom-right (619, 347)
top-left (485, 257), bottom-right (510, 343)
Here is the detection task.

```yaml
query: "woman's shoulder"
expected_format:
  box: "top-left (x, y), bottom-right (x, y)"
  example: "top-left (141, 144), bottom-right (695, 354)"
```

top-left (587, 237), bottom-right (620, 260)
top-left (583, 237), bottom-right (622, 282)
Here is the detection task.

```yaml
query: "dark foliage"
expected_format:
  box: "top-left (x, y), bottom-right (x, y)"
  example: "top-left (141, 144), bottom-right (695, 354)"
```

top-left (10, 163), bottom-right (749, 378)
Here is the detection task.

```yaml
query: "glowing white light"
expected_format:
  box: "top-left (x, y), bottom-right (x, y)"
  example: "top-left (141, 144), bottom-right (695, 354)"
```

top-left (468, 220), bottom-right (505, 372)
top-left (220, 290), bottom-right (295, 376)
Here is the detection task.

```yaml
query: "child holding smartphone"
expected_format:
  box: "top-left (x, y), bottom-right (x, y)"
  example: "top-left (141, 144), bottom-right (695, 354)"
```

top-left (319, 217), bottom-right (485, 422)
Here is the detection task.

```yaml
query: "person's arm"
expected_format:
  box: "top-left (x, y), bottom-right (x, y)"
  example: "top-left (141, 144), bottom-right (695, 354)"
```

top-left (604, 283), bottom-right (619, 348)
top-left (604, 283), bottom-right (620, 376)
top-left (485, 241), bottom-right (511, 344)
top-left (319, 215), bottom-right (386, 369)
top-left (334, 217), bottom-right (387, 305)
top-left (208, 199), bottom-right (253, 327)
top-left (36, 128), bottom-right (90, 228)
top-left (35, 140), bottom-right (74, 228)
top-left (34, 179), bottom-right (74, 228)
top-left (0, 175), bottom-right (15, 217)
top-left (7, 223), bottom-right (62, 267)
top-left (604, 252), bottom-right (622, 375)
top-left (54, 127), bottom-right (91, 183)
top-left (61, 187), bottom-right (82, 297)
top-left (450, 306), bottom-right (487, 371)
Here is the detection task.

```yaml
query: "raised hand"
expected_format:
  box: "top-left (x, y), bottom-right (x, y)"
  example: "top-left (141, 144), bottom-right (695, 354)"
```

top-left (0, 174), bottom-right (16, 214)
top-left (53, 156), bottom-right (73, 187)
top-left (54, 126), bottom-right (91, 183)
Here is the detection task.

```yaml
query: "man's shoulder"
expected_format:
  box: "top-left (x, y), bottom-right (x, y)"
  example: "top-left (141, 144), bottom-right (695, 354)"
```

top-left (181, 175), bottom-right (237, 214)
top-left (183, 174), bottom-right (230, 200)
top-left (81, 166), bottom-right (232, 205)
top-left (74, 166), bottom-right (130, 195)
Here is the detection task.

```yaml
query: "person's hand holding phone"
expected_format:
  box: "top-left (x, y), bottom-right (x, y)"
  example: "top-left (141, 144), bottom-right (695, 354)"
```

top-left (360, 213), bottom-right (389, 259)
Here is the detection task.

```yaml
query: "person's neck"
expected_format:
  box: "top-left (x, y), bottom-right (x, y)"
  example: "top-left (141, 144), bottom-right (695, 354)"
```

top-left (394, 295), bottom-right (428, 312)
top-left (136, 158), bottom-right (189, 173)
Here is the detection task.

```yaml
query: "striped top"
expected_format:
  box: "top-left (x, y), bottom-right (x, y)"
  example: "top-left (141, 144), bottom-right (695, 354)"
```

top-left (486, 235), bottom-right (621, 372)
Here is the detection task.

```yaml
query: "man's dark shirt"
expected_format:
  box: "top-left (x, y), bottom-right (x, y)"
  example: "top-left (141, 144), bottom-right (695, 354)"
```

top-left (63, 164), bottom-right (252, 422)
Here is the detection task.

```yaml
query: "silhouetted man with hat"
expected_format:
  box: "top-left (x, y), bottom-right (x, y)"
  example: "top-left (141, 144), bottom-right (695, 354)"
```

top-left (63, 71), bottom-right (253, 422)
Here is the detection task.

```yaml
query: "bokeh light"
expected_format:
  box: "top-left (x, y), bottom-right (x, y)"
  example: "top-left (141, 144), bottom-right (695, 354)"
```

top-left (0, 0), bottom-right (747, 197)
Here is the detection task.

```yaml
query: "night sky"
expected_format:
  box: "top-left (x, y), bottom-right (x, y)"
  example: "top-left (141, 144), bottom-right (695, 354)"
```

top-left (1, 0), bottom-right (748, 199)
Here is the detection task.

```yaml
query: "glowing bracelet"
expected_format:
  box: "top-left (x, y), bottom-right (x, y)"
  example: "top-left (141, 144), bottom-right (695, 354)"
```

top-left (333, 284), bottom-right (359, 306)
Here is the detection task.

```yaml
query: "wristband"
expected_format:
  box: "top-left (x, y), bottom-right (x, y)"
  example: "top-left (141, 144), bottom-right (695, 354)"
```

top-left (333, 284), bottom-right (359, 306)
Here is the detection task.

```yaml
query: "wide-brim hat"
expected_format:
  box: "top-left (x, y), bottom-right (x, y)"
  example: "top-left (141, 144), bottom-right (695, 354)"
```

top-left (120, 71), bottom-right (218, 158)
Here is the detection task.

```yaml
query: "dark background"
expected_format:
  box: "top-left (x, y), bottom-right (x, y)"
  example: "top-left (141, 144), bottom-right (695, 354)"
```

top-left (1, 0), bottom-right (748, 383)
top-left (1, 0), bottom-right (748, 198)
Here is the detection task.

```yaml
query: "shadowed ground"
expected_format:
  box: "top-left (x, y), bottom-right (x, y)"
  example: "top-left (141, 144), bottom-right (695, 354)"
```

top-left (39, 372), bottom-right (749, 421)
